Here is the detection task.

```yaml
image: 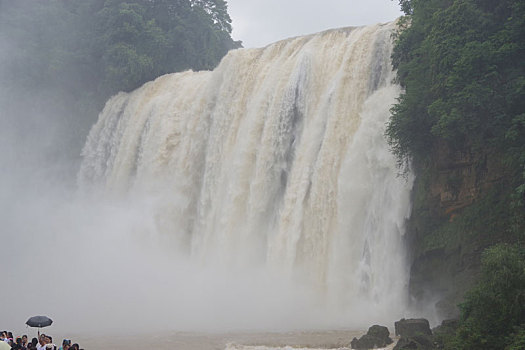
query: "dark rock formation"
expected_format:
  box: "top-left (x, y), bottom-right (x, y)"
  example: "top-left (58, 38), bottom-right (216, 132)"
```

top-left (406, 143), bottom-right (510, 319)
top-left (392, 317), bottom-right (459, 349)
top-left (393, 335), bottom-right (434, 350)
top-left (393, 318), bottom-right (436, 349)
top-left (368, 324), bottom-right (391, 341)
top-left (351, 324), bottom-right (393, 349)
top-left (395, 318), bottom-right (432, 337)
top-left (394, 337), bottom-right (419, 349)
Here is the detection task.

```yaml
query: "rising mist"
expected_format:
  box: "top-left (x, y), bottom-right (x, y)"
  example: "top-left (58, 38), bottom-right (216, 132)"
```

top-left (1, 17), bottom-right (416, 337)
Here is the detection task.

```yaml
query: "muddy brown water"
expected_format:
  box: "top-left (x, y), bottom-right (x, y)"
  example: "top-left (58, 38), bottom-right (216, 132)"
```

top-left (69, 329), bottom-right (399, 350)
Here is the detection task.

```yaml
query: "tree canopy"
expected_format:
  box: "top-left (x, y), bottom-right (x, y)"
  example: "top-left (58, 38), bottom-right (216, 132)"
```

top-left (388, 1), bottom-right (525, 348)
top-left (453, 244), bottom-right (525, 349)
top-left (0, 0), bottom-right (240, 97)
top-left (388, 0), bottom-right (525, 200)
top-left (0, 0), bottom-right (240, 172)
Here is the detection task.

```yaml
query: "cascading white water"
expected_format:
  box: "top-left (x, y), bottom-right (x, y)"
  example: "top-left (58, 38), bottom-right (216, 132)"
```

top-left (79, 21), bottom-right (413, 327)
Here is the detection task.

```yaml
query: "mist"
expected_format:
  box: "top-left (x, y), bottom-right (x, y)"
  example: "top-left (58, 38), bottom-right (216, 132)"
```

top-left (1, 156), bottom-right (408, 336)
top-left (0, 106), bottom-right (336, 335)
top-left (0, 10), bottom-right (301, 341)
top-left (0, 83), bottom-right (342, 336)
top-left (1, 2), bottom-right (417, 339)
top-left (0, 83), bottom-right (363, 337)
top-left (1, 184), bottom-right (338, 335)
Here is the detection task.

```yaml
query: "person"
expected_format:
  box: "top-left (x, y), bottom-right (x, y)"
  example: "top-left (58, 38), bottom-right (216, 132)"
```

top-left (36, 334), bottom-right (46, 350)
top-left (58, 339), bottom-right (70, 350)
top-left (12, 337), bottom-right (23, 350)
top-left (28, 342), bottom-right (38, 350)
top-left (30, 338), bottom-right (38, 348)
top-left (7, 332), bottom-right (14, 345)
top-left (22, 335), bottom-right (29, 348)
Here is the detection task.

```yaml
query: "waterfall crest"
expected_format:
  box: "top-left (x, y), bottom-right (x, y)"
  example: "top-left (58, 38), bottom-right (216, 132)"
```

top-left (79, 21), bottom-right (414, 325)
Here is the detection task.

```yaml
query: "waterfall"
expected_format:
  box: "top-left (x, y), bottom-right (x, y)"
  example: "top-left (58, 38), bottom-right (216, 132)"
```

top-left (79, 21), bottom-right (413, 327)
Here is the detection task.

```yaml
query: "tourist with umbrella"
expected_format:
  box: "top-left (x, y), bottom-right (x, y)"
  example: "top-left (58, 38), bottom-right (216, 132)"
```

top-left (26, 315), bottom-right (53, 338)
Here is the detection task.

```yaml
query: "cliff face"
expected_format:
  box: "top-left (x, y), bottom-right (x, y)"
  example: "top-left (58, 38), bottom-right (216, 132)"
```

top-left (407, 142), bottom-right (511, 319)
top-left (429, 142), bottom-right (506, 217)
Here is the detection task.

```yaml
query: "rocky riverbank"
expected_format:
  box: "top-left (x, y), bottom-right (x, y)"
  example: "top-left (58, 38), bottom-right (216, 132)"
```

top-left (351, 318), bottom-right (459, 350)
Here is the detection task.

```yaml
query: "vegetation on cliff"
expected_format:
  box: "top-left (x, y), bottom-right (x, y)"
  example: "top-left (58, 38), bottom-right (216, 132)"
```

top-left (389, 0), bottom-right (525, 348)
top-left (389, 0), bottom-right (525, 196)
top-left (454, 244), bottom-right (525, 349)
top-left (0, 0), bottom-right (240, 173)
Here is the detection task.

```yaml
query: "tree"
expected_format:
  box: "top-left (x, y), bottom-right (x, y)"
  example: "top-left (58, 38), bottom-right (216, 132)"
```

top-left (387, 0), bottom-right (525, 197)
top-left (455, 244), bottom-right (525, 349)
top-left (0, 0), bottom-right (241, 177)
top-left (387, 3), bottom-right (525, 346)
top-left (95, 0), bottom-right (169, 94)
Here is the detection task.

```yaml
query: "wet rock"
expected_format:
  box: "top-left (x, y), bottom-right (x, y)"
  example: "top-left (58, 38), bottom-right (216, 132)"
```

top-left (351, 324), bottom-right (393, 349)
top-left (393, 334), bottom-right (434, 350)
top-left (395, 318), bottom-right (432, 337)
top-left (367, 324), bottom-right (391, 340)
top-left (394, 337), bottom-right (419, 349)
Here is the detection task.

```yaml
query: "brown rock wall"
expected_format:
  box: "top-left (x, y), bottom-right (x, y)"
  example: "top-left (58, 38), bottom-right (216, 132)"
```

top-left (407, 142), bottom-right (508, 319)
top-left (430, 142), bottom-right (504, 219)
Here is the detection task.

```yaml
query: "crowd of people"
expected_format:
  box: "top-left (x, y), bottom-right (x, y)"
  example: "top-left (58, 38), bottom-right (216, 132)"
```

top-left (0, 331), bottom-right (83, 350)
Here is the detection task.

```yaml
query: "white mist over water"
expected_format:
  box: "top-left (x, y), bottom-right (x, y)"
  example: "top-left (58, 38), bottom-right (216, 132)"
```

top-left (1, 21), bottom-right (413, 336)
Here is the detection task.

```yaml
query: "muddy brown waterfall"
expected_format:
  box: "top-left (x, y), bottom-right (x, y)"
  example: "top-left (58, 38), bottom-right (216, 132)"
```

top-left (79, 21), bottom-right (414, 328)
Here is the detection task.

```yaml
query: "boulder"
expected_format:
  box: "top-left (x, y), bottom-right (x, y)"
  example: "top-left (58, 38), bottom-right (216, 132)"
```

top-left (368, 324), bottom-right (391, 340)
top-left (393, 337), bottom-right (419, 350)
top-left (351, 324), bottom-right (393, 349)
top-left (393, 334), bottom-right (434, 350)
top-left (351, 335), bottom-right (379, 349)
top-left (394, 318), bottom-right (432, 337)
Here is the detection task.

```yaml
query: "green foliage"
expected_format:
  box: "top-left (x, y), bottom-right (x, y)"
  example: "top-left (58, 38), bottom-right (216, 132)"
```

top-left (387, 0), bottom-right (525, 197)
top-left (454, 244), bottom-right (525, 349)
top-left (0, 0), bottom-right (240, 168)
top-left (397, 0), bottom-right (413, 15)
top-left (96, 1), bottom-right (167, 94)
top-left (505, 326), bottom-right (525, 350)
top-left (389, 2), bottom-right (525, 347)
top-left (414, 184), bottom-right (523, 257)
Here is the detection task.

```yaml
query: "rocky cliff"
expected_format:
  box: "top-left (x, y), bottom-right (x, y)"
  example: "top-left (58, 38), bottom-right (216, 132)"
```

top-left (406, 142), bottom-right (517, 320)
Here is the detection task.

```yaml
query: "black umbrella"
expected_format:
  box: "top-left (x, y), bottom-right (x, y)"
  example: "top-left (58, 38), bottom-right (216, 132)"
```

top-left (26, 316), bottom-right (53, 328)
